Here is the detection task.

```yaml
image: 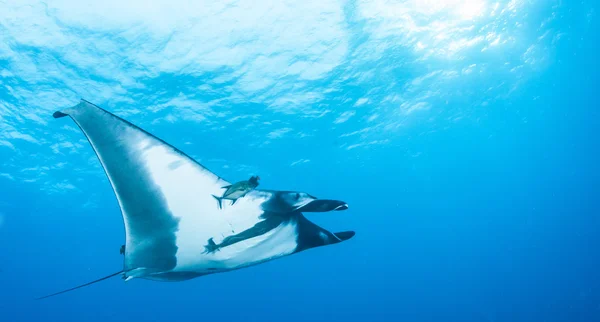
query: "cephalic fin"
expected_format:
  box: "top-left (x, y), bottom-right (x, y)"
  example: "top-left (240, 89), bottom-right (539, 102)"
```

top-left (333, 231), bottom-right (355, 242)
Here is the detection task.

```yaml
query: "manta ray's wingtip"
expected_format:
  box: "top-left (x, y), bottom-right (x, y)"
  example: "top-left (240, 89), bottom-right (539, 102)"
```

top-left (52, 111), bottom-right (69, 118)
top-left (53, 98), bottom-right (92, 118)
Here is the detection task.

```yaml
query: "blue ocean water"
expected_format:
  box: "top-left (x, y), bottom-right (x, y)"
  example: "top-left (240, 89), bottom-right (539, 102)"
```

top-left (0, 1), bottom-right (598, 321)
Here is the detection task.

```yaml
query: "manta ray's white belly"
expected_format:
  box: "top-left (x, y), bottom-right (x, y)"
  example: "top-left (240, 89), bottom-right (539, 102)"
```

top-left (138, 141), bottom-right (299, 276)
top-left (172, 219), bottom-right (300, 274)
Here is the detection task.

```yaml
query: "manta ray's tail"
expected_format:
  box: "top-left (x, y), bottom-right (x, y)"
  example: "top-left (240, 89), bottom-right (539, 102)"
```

top-left (35, 270), bottom-right (123, 300)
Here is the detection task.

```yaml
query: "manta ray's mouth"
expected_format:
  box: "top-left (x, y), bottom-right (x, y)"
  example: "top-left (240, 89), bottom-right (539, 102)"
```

top-left (297, 199), bottom-right (348, 212)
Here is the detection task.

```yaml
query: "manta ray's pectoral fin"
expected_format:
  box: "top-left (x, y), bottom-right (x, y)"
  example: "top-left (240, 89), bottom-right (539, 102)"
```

top-left (52, 99), bottom-right (233, 274)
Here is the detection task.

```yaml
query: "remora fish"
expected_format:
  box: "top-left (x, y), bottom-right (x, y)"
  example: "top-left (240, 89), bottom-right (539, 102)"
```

top-left (212, 175), bottom-right (260, 209)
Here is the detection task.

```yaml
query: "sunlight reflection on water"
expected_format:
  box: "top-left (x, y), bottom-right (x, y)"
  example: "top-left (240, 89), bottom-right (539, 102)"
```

top-left (0, 0), bottom-right (567, 196)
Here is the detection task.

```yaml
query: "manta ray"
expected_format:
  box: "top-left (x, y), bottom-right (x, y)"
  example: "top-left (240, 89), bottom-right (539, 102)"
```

top-left (37, 99), bottom-right (354, 300)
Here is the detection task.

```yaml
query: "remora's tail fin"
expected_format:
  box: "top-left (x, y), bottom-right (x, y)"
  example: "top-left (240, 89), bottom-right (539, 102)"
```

top-left (212, 195), bottom-right (223, 209)
top-left (35, 271), bottom-right (123, 300)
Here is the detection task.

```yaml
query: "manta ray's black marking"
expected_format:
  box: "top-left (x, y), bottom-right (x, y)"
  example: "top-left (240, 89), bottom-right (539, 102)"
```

top-left (203, 212), bottom-right (286, 253)
top-left (37, 99), bottom-right (354, 300)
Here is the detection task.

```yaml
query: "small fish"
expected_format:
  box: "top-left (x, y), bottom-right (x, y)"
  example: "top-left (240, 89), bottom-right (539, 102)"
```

top-left (203, 238), bottom-right (220, 254)
top-left (212, 176), bottom-right (260, 209)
